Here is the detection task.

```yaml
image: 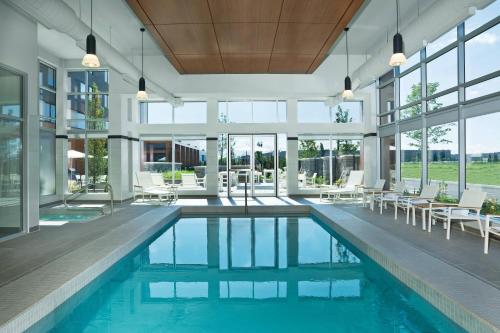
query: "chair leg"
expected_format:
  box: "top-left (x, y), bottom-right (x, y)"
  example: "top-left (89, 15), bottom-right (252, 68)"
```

top-left (428, 212), bottom-right (432, 233)
top-left (446, 217), bottom-right (452, 240)
top-left (422, 210), bottom-right (426, 230)
top-left (484, 222), bottom-right (489, 254)
top-left (477, 218), bottom-right (485, 237)
top-left (406, 205), bottom-right (410, 225)
top-left (412, 207), bottom-right (416, 226)
top-left (380, 199), bottom-right (383, 214)
top-left (460, 222), bottom-right (465, 231)
top-left (394, 202), bottom-right (398, 220)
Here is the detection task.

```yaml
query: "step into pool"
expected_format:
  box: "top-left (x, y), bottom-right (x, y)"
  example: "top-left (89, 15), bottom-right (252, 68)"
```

top-left (30, 216), bottom-right (465, 332)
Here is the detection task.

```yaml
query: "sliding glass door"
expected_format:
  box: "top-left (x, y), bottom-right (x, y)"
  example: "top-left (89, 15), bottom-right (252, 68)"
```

top-left (227, 134), bottom-right (277, 197)
top-left (0, 66), bottom-right (23, 238)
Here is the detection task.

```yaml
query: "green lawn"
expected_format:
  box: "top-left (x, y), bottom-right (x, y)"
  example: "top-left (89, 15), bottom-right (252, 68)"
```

top-left (401, 162), bottom-right (500, 186)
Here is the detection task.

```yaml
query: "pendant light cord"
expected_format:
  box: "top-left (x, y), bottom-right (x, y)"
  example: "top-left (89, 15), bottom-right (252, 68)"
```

top-left (345, 28), bottom-right (349, 76)
top-left (90, 0), bottom-right (93, 34)
top-left (141, 28), bottom-right (144, 76)
top-left (396, 0), bottom-right (399, 33)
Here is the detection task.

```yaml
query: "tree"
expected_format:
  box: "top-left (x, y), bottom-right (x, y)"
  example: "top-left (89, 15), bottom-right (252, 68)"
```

top-left (403, 82), bottom-right (454, 149)
top-left (335, 105), bottom-right (359, 155)
top-left (87, 83), bottom-right (107, 191)
top-left (299, 139), bottom-right (318, 158)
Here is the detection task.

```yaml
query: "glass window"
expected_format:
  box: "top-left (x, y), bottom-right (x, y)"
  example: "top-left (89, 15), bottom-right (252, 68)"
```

top-left (219, 101), bottom-right (287, 123)
top-left (380, 135), bottom-right (396, 188)
top-left (67, 71), bottom-right (85, 93)
top-left (399, 68), bottom-right (421, 107)
top-left (87, 138), bottom-right (108, 192)
top-left (297, 101), bottom-right (330, 123)
top-left (400, 105), bottom-right (421, 120)
top-left (379, 81), bottom-right (395, 124)
top-left (227, 101), bottom-right (252, 123)
top-left (466, 112), bottom-right (500, 201)
top-left (426, 28), bottom-right (457, 56)
top-left (465, 23), bottom-right (500, 81)
top-left (66, 70), bottom-right (109, 130)
top-left (66, 137), bottom-right (108, 193)
top-left (379, 70), bottom-right (394, 85)
top-left (401, 129), bottom-right (422, 193)
top-left (400, 52), bottom-right (420, 72)
top-left (332, 102), bottom-right (362, 123)
top-left (298, 136), bottom-right (331, 187)
top-left (175, 137), bottom-right (207, 189)
top-left (141, 102), bottom-right (173, 124)
top-left (87, 71), bottom-right (109, 93)
top-left (426, 48), bottom-right (458, 96)
top-left (428, 122), bottom-right (459, 199)
top-left (466, 75), bottom-right (500, 100)
top-left (39, 62), bottom-right (56, 90)
top-left (465, 1), bottom-right (500, 34)
top-left (39, 89), bottom-right (56, 128)
top-left (40, 129), bottom-right (56, 196)
top-left (87, 94), bottom-right (109, 130)
top-left (67, 138), bottom-right (85, 193)
top-left (142, 139), bottom-right (173, 183)
top-left (174, 102), bottom-right (207, 124)
top-left (427, 91), bottom-right (458, 111)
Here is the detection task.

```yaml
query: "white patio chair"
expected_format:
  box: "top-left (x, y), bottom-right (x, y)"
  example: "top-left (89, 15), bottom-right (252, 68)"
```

top-left (372, 181), bottom-right (406, 214)
top-left (361, 179), bottom-right (385, 208)
top-left (484, 214), bottom-right (500, 254)
top-left (181, 173), bottom-right (202, 189)
top-left (306, 173), bottom-right (317, 187)
top-left (394, 184), bottom-right (439, 227)
top-left (135, 171), bottom-right (173, 202)
top-left (320, 170), bottom-right (364, 202)
top-left (151, 173), bottom-right (178, 200)
top-left (428, 189), bottom-right (487, 240)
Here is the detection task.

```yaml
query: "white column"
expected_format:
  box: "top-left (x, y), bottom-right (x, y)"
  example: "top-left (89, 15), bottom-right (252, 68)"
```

top-left (287, 139), bottom-right (299, 195)
top-left (206, 139), bottom-right (218, 196)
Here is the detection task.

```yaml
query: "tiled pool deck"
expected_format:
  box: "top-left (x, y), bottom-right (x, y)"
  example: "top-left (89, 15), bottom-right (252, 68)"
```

top-left (0, 197), bottom-right (500, 332)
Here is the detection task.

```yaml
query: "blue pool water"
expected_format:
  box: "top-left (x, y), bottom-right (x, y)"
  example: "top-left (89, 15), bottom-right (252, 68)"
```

top-left (34, 216), bottom-right (465, 332)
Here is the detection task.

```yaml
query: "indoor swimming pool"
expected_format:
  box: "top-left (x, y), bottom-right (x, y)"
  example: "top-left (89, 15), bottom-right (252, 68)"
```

top-left (30, 216), bottom-right (465, 332)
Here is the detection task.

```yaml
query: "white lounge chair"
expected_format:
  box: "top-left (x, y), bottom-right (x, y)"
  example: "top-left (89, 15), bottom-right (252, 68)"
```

top-left (361, 179), bottom-right (385, 208)
top-left (394, 184), bottom-right (439, 227)
top-left (428, 189), bottom-right (487, 240)
top-left (372, 181), bottom-right (406, 214)
top-left (181, 173), bottom-right (202, 189)
top-left (134, 171), bottom-right (174, 202)
top-left (151, 173), bottom-right (178, 200)
top-left (320, 170), bottom-right (364, 202)
top-left (484, 214), bottom-right (500, 254)
top-left (306, 173), bottom-right (317, 187)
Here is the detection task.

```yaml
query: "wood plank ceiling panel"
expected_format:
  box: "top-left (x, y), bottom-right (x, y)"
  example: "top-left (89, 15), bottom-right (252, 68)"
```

top-left (127, 0), bottom-right (364, 74)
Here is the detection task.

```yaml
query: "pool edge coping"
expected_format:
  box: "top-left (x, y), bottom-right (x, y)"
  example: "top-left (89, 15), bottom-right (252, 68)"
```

top-left (311, 205), bottom-right (500, 333)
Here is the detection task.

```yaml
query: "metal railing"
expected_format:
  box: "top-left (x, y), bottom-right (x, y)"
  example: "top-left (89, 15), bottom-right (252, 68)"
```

top-left (63, 183), bottom-right (114, 215)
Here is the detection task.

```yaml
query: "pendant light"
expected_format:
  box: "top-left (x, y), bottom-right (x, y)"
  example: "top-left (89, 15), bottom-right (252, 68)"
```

top-left (389, 0), bottom-right (406, 67)
top-left (342, 27), bottom-right (354, 100)
top-left (136, 27), bottom-right (148, 101)
top-left (82, 0), bottom-right (100, 68)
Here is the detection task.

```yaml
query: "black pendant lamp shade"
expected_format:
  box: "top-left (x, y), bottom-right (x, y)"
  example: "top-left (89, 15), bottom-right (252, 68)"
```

top-left (342, 27), bottom-right (354, 100)
top-left (137, 27), bottom-right (148, 101)
top-left (389, 0), bottom-right (407, 67)
top-left (82, 0), bottom-right (100, 68)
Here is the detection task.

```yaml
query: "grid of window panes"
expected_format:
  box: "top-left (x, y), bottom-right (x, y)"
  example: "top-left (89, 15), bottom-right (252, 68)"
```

top-left (297, 101), bottom-right (362, 123)
top-left (39, 62), bottom-right (56, 128)
top-left (218, 100), bottom-right (287, 123)
top-left (378, 0), bottom-right (500, 203)
top-left (66, 70), bottom-right (109, 130)
top-left (140, 101), bottom-right (207, 124)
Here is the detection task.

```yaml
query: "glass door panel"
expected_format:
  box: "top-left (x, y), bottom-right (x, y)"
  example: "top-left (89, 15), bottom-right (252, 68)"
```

top-left (253, 135), bottom-right (276, 196)
top-left (0, 67), bottom-right (23, 238)
top-left (228, 135), bottom-right (252, 196)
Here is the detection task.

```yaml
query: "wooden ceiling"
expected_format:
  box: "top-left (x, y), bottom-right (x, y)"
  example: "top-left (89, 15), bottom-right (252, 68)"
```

top-left (127, 0), bottom-right (364, 74)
